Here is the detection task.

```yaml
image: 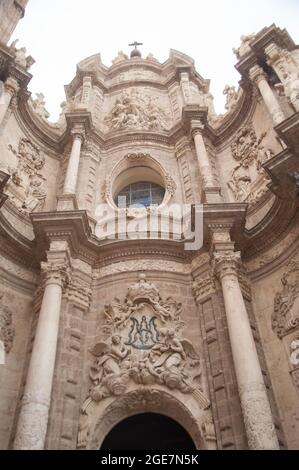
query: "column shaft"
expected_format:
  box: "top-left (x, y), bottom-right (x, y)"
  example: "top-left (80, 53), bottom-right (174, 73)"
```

top-left (250, 65), bottom-right (285, 126)
top-left (63, 135), bottom-right (83, 194)
top-left (216, 253), bottom-right (279, 450)
top-left (193, 130), bottom-right (215, 188)
top-left (13, 269), bottom-right (66, 450)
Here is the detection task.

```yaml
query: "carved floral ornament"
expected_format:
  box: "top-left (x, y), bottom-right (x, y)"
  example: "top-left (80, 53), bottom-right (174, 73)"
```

top-left (228, 125), bottom-right (274, 207)
top-left (78, 274), bottom-right (210, 449)
top-left (272, 258), bottom-right (299, 339)
top-left (5, 138), bottom-right (47, 214)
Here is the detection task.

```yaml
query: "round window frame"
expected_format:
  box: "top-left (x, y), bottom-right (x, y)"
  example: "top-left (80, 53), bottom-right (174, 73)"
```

top-left (104, 153), bottom-right (176, 212)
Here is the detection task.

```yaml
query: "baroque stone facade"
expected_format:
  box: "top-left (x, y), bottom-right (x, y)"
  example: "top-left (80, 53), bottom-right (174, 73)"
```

top-left (0, 2), bottom-right (299, 450)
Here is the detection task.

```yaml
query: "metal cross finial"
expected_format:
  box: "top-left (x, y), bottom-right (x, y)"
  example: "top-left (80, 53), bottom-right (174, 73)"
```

top-left (129, 41), bottom-right (143, 50)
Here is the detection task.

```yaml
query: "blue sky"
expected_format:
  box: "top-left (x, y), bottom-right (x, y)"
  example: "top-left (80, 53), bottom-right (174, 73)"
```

top-left (13, 0), bottom-right (299, 120)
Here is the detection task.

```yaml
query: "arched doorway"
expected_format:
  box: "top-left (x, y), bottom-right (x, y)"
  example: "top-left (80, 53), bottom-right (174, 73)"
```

top-left (101, 412), bottom-right (196, 450)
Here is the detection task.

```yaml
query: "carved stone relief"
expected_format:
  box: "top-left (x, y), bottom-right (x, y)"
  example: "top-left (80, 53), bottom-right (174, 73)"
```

top-left (272, 258), bottom-right (299, 338)
top-left (104, 88), bottom-right (171, 131)
top-left (0, 292), bottom-right (15, 358)
top-left (228, 126), bottom-right (274, 207)
top-left (290, 337), bottom-right (299, 391)
top-left (6, 138), bottom-right (47, 213)
top-left (78, 274), bottom-right (210, 448)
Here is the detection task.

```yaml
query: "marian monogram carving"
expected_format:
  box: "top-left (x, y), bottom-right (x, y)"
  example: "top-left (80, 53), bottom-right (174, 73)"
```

top-left (228, 126), bottom-right (273, 206)
top-left (89, 274), bottom-right (206, 399)
top-left (272, 259), bottom-right (299, 338)
top-left (6, 138), bottom-right (47, 213)
top-left (78, 274), bottom-right (210, 448)
top-left (105, 88), bottom-right (171, 131)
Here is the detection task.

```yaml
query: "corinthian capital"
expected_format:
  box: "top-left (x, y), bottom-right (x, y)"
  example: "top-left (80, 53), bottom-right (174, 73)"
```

top-left (212, 251), bottom-right (241, 280)
top-left (4, 76), bottom-right (20, 96)
top-left (191, 119), bottom-right (205, 137)
top-left (249, 65), bottom-right (267, 85)
top-left (41, 262), bottom-right (71, 288)
top-left (71, 125), bottom-right (85, 142)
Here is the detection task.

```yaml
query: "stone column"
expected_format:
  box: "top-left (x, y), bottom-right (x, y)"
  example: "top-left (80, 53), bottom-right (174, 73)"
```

top-left (191, 120), bottom-right (215, 188)
top-left (13, 261), bottom-right (70, 450)
top-left (0, 77), bottom-right (19, 126)
top-left (249, 65), bottom-right (285, 126)
top-left (213, 251), bottom-right (279, 450)
top-left (63, 128), bottom-right (85, 195)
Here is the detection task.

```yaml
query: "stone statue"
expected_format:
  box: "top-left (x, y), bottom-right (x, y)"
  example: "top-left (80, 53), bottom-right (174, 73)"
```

top-left (29, 93), bottom-right (50, 121)
top-left (223, 85), bottom-right (240, 112)
top-left (233, 33), bottom-right (256, 60)
top-left (112, 51), bottom-right (129, 64)
top-left (10, 39), bottom-right (35, 70)
top-left (21, 175), bottom-right (46, 213)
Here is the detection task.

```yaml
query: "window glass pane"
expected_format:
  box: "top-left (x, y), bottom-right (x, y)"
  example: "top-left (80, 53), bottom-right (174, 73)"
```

top-left (115, 181), bottom-right (165, 208)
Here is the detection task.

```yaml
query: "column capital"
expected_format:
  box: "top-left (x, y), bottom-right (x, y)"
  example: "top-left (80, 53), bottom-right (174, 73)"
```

top-left (41, 261), bottom-right (71, 289)
top-left (249, 64), bottom-right (267, 85)
top-left (264, 42), bottom-right (281, 63)
top-left (212, 251), bottom-right (241, 280)
top-left (71, 125), bottom-right (85, 143)
top-left (4, 76), bottom-right (20, 96)
top-left (191, 119), bottom-right (205, 137)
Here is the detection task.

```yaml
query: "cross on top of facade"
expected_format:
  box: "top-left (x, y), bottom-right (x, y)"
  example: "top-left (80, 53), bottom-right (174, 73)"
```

top-left (128, 41), bottom-right (143, 50)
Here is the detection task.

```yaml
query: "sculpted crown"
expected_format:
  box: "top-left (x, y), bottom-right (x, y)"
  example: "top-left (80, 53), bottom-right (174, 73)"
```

top-left (127, 273), bottom-right (160, 303)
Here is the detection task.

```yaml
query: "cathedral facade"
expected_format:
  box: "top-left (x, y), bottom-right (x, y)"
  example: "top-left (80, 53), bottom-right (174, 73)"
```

top-left (0, 0), bottom-right (299, 451)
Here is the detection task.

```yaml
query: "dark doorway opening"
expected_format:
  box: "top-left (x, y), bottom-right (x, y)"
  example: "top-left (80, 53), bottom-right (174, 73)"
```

top-left (101, 412), bottom-right (197, 450)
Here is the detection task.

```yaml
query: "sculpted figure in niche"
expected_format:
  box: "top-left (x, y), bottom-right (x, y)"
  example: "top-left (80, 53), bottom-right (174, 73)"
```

top-left (21, 175), bottom-right (46, 213)
top-left (272, 260), bottom-right (299, 338)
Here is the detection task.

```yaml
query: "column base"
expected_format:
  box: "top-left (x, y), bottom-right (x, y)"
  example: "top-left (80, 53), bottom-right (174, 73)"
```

top-left (57, 194), bottom-right (79, 211)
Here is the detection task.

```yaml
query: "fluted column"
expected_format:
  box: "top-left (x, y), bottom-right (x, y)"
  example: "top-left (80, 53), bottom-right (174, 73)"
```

top-left (249, 65), bottom-right (285, 126)
top-left (13, 261), bottom-right (70, 450)
top-left (0, 77), bottom-right (19, 126)
top-left (191, 120), bottom-right (215, 188)
top-left (63, 128), bottom-right (85, 195)
top-left (213, 251), bottom-right (279, 450)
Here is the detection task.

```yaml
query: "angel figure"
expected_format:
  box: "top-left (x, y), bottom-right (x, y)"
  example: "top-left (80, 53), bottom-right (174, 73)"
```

top-left (151, 328), bottom-right (198, 373)
top-left (90, 334), bottom-right (130, 386)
